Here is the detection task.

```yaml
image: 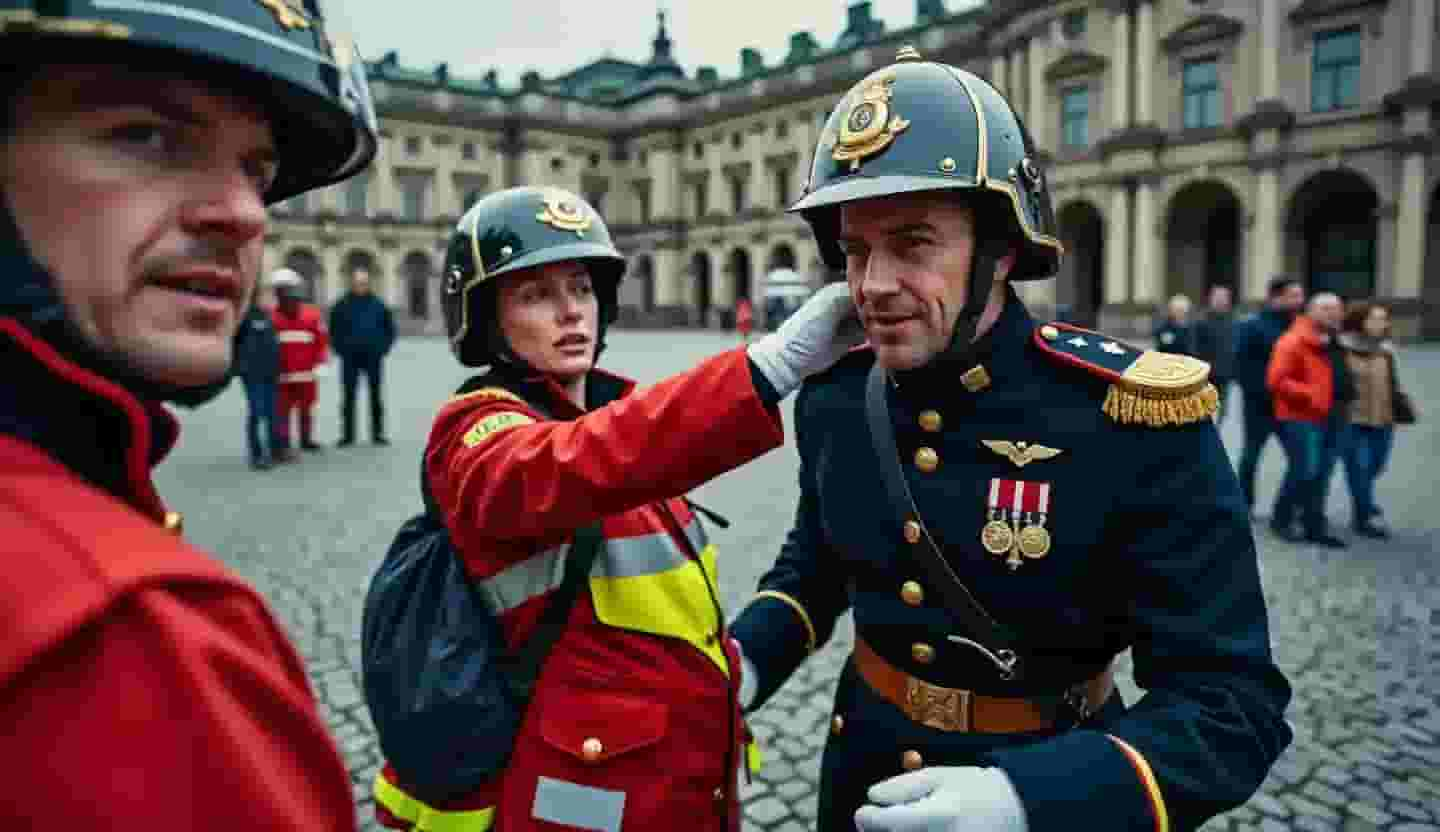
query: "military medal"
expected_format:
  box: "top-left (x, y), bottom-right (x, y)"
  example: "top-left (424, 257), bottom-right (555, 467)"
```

top-left (1017, 483), bottom-right (1052, 561)
top-left (981, 478), bottom-right (1017, 558)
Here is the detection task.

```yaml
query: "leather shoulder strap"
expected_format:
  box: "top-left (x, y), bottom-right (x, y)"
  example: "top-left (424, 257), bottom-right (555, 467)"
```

top-left (864, 363), bottom-right (1024, 682)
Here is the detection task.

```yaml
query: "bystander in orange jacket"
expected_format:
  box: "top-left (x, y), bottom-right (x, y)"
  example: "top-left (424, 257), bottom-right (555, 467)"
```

top-left (1266, 314), bottom-right (1336, 423)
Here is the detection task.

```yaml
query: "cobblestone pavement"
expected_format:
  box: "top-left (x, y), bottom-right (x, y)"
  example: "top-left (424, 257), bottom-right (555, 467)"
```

top-left (155, 332), bottom-right (1440, 832)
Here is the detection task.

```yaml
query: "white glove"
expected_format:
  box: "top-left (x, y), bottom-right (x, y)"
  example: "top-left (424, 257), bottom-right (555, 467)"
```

top-left (731, 637), bottom-right (758, 710)
top-left (746, 282), bottom-right (863, 399)
top-left (854, 766), bottom-right (1028, 832)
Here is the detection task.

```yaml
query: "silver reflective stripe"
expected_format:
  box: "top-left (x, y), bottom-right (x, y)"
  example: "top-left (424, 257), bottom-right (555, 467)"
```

top-left (531, 777), bottom-right (624, 832)
top-left (277, 330), bottom-right (316, 343)
top-left (473, 543), bottom-right (568, 616)
top-left (278, 371), bottom-right (315, 383)
top-left (473, 514), bottom-right (705, 612)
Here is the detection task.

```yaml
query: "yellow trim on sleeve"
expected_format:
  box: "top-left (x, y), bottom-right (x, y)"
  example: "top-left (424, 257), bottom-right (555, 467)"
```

top-left (1106, 735), bottom-right (1171, 832)
top-left (447, 387), bottom-right (525, 406)
top-left (373, 772), bottom-right (496, 832)
top-left (754, 590), bottom-right (817, 653)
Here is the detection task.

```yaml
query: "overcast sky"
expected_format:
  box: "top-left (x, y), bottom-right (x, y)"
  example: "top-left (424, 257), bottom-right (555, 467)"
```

top-left (333, 0), bottom-right (982, 86)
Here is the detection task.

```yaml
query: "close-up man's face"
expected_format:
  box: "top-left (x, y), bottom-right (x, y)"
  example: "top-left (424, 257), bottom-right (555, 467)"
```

top-left (1274, 283), bottom-right (1305, 313)
top-left (839, 193), bottom-right (999, 371)
top-left (1, 65), bottom-right (277, 388)
top-left (352, 269), bottom-right (372, 295)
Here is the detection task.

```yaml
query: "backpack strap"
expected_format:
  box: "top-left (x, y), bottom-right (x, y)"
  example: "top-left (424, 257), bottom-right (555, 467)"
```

top-left (420, 373), bottom-right (602, 703)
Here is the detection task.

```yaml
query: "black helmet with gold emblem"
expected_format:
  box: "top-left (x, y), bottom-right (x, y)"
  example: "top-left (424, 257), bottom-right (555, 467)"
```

top-left (0, 0), bottom-right (378, 204)
top-left (793, 46), bottom-right (1062, 360)
top-left (794, 45), bottom-right (1061, 281)
top-left (442, 186), bottom-right (626, 368)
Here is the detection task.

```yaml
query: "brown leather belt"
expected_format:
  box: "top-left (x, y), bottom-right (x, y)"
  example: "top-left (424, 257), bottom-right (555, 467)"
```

top-left (853, 637), bottom-right (1114, 733)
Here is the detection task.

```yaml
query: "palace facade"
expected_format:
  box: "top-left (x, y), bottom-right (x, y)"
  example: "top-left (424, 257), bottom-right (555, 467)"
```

top-left (265, 0), bottom-right (1440, 337)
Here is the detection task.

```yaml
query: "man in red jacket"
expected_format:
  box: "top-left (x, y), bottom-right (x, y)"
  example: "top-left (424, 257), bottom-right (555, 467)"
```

top-left (0, 3), bottom-right (378, 828)
top-left (271, 267), bottom-right (332, 458)
top-left (1266, 292), bottom-right (1352, 547)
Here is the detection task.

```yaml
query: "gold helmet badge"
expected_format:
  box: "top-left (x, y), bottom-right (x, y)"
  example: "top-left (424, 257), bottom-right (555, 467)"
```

top-left (536, 191), bottom-right (592, 237)
top-left (832, 69), bottom-right (911, 171)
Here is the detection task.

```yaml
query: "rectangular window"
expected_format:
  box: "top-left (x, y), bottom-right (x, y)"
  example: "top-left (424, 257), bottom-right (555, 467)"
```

top-left (1312, 27), bottom-right (1361, 112)
top-left (774, 167), bottom-right (791, 209)
top-left (1061, 87), bottom-right (1089, 148)
top-left (730, 176), bottom-right (747, 215)
top-left (635, 182), bottom-right (651, 224)
top-left (1182, 58), bottom-right (1221, 129)
top-left (344, 176), bottom-right (368, 218)
top-left (1062, 10), bottom-right (1086, 39)
top-left (401, 179), bottom-right (426, 221)
top-left (694, 181), bottom-right (708, 218)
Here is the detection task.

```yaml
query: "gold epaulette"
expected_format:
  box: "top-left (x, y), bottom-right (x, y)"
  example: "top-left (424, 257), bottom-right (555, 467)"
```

top-left (447, 386), bottom-right (526, 407)
top-left (1032, 323), bottom-right (1218, 427)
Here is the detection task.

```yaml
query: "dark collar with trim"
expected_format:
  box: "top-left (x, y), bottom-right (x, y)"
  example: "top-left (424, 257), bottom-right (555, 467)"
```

top-left (891, 286), bottom-right (1036, 404)
top-left (0, 317), bottom-right (178, 521)
top-left (481, 365), bottom-right (636, 420)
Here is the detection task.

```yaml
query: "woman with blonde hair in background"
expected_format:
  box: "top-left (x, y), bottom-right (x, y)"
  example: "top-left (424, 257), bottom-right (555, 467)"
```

top-left (1339, 301), bottom-right (1411, 539)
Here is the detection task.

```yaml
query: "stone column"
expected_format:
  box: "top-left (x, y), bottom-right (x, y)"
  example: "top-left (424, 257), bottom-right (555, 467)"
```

top-left (1393, 153), bottom-right (1428, 298)
top-left (1028, 33), bottom-right (1049, 151)
top-left (1258, 0), bottom-right (1281, 101)
top-left (651, 141), bottom-right (682, 222)
top-left (1132, 180), bottom-right (1160, 303)
top-left (1106, 184), bottom-right (1132, 304)
top-left (991, 52), bottom-right (1008, 97)
top-left (653, 248), bottom-right (685, 308)
top-left (1248, 167), bottom-right (1282, 303)
top-left (1134, 1), bottom-right (1156, 124)
top-left (1110, 7), bottom-right (1131, 129)
top-left (1009, 46), bottom-right (1026, 120)
top-left (1412, 0), bottom-right (1435, 77)
top-left (433, 167), bottom-right (457, 219)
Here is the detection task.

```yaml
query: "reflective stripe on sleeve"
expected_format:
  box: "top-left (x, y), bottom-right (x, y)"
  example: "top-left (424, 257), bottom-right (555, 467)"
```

top-left (372, 772), bottom-right (495, 832)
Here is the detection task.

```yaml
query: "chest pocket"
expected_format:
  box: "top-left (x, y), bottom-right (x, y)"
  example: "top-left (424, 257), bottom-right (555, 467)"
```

top-left (587, 518), bottom-right (728, 673)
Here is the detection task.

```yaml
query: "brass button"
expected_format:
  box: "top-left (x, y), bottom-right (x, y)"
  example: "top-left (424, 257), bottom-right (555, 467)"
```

top-left (911, 643), bottom-right (935, 664)
top-left (831, 715), bottom-right (845, 735)
top-left (918, 409), bottom-right (942, 432)
top-left (902, 750), bottom-right (924, 771)
top-left (938, 157), bottom-right (957, 173)
top-left (914, 447), bottom-right (939, 473)
top-left (163, 511), bottom-right (184, 535)
top-left (902, 520), bottom-right (922, 544)
top-left (713, 787), bottom-right (725, 802)
top-left (581, 738), bottom-right (604, 762)
top-left (1040, 324), bottom-right (1060, 341)
top-left (900, 581), bottom-right (925, 606)
top-left (961, 365), bottom-right (992, 393)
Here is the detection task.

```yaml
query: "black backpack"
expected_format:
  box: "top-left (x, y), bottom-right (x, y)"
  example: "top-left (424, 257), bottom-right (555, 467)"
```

top-left (361, 387), bottom-right (603, 804)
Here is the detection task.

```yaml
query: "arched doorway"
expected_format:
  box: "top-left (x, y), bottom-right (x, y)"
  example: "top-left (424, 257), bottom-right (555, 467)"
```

top-left (342, 249), bottom-right (380, 305)
top-left (727, 248), bottom-right (752, 330)
top-left (768, 242), bottom-right (797, 272)
top-left (1165, 181), bottom-right (1242, 305)
top-left (283, 248), bottom-right (322, 302)
top-left (690, 251), bottom-right (712, 327)
top-left (1286, 169), bottom-right (1378, 300)
top-left (401, 251), bottom-right (431, 319)
top-left (1056, 201), bottom-right (1104, 326)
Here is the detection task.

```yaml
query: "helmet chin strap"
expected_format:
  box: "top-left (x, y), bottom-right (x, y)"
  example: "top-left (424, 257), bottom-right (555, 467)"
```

top-left (935, 239), bottom-right (1006, 370)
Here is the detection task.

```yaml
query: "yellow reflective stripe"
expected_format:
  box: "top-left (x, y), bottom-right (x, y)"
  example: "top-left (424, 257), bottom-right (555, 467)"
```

top-left (462, 411), bottom-right (535, 447)
top-left (373, 772), bottom-right (496, 832)
top-left (746, 740), bottom-right (763, 775)
top-left (589, 543), bottom-right (729, 672)
top-left (753, 590), bottom-right (816, 653)
top-left (447, 387), bottom-right (525, 407)
top-left (276, 330), bottom-right (315, 343)
top-left (1106, 735), bottom-right (1171, 832)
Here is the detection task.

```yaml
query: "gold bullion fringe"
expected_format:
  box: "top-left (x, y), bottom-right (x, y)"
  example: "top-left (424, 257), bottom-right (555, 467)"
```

top-left (1103, 382), bottom-right (1219, 427)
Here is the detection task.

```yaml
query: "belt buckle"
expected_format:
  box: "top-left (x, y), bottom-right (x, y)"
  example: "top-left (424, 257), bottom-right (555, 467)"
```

top-left (903, 676), bottom-right (971, 732)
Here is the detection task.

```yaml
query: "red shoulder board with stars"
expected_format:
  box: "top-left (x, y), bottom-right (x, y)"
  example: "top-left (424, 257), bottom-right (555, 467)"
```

top-left (1031, 322), bottom-right (1218, 427)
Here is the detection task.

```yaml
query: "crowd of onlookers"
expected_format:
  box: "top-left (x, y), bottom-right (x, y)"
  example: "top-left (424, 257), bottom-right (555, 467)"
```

top-left (1154, 277), bottom-right (1414, 547)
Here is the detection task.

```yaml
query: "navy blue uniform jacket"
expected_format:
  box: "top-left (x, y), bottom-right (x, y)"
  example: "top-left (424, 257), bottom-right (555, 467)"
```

top-left (730, 293), bottom-right (1292, 832)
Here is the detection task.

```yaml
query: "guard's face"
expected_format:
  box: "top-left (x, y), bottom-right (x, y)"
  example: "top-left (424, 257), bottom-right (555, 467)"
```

top-left (497, 261), bottom-right (599, 382)
top-left (2, 65), bottom-right (276, 388)
top-left (839, 193), bottom-right (979, 371)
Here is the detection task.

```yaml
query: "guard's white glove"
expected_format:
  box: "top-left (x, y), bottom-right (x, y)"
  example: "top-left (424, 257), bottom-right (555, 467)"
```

top-left (854, 766), bottom-right (1028, 832)
top-left (746, 282), bottom-right (863, 399)
top-left (731, 637), bottom-right (758, 710)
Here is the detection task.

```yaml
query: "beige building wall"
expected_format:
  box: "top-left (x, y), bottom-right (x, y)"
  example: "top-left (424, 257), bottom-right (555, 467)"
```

top-left (268, 0), bottom-right (1440, 338)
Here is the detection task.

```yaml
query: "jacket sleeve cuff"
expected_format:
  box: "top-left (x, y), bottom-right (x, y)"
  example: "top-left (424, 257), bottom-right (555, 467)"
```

top-left (979, 730), bottom-right (1168, 832)
top-left (729, 594), bottom-right (815, 710)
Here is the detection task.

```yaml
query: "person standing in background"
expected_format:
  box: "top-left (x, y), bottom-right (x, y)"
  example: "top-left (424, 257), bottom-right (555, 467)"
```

top-left (1340, 301), bottom-right (1407, 539)
top-left (1153, 294), bottom-right (1195, 355)
top-left (271, 268), bottom-right (329, 459)
top-left (1266, 292), bottom-right (1352, 548)
top-left (735, 295), bottom-right (755, 345)
top-left (1233, 277), bottom-right (1305, 512)
top-left (329, 268), bottom-right (395, 447)
top-left (1193, 285), bottom-right (1237, 418)
top-left (233, 285), bottom-right (282, 469)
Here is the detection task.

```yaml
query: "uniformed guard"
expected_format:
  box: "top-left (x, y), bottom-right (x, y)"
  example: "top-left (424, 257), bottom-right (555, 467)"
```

top-left (728, 46), bottom-right (1293, 832)
top-left (370, 187), bottom-right (861, 832)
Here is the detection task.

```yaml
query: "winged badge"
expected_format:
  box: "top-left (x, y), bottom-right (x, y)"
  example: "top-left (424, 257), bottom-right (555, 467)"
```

top-left (981, 440), bottom-right (1063, 469)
